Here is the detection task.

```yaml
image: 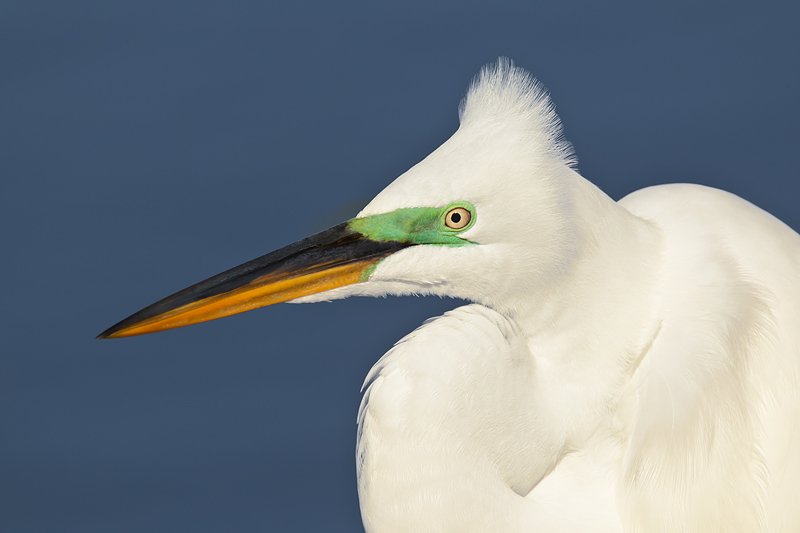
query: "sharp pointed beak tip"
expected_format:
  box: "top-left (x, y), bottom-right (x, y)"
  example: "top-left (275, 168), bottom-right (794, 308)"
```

top-left (96, 223), bottom-right (409, 340)
top-left (96, 326), bottom-right (128, 340)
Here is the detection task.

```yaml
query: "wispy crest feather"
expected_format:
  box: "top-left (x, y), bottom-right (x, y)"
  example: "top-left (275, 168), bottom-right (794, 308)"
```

top-left (459, 58), bottom-right (576, 166)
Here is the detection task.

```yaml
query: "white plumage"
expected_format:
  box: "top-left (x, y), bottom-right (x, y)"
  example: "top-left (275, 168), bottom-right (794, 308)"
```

top-left (299, 59), bottom-right (800, 531)
top-left (102, 58), bottom-right (800, 531)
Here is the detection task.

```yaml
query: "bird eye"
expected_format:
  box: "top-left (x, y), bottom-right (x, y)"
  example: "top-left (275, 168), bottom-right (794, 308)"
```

top-left (444, 207), bottom-right (472, 230)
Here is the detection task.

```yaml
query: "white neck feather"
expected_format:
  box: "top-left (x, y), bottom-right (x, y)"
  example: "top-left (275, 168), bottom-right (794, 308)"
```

top-left (357, 169), bottom-right (664, 532)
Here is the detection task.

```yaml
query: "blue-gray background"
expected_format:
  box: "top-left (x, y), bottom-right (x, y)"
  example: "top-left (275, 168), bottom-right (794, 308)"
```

top-left (2, 1), bottom-right (798, 531)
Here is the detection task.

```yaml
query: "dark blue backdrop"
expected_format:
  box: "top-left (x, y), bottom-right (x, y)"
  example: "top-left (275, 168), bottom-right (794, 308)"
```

top-left (2, 1), bottom-right (798, 531)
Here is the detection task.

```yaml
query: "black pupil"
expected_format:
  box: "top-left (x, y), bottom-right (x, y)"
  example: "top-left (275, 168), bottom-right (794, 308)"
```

top-left (450, 212), bottom-right (462, 224)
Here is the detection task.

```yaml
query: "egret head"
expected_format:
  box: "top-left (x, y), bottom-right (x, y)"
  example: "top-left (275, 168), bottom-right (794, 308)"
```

top-left (99, 59), bottom-right (580, 339)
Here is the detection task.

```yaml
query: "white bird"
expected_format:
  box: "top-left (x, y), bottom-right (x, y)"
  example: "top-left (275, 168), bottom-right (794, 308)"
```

top-left (100, 59), bottom-right (800, 532)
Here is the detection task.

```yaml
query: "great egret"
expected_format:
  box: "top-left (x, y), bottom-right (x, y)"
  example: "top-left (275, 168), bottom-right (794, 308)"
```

top-left (100, 59), bottom-right (800, 532)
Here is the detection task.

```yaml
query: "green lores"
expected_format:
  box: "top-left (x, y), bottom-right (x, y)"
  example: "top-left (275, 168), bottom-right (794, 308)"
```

top-left (348, 202), bottom-right (477, 246)
top-left (348, 203), bottom-right (477, 282)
